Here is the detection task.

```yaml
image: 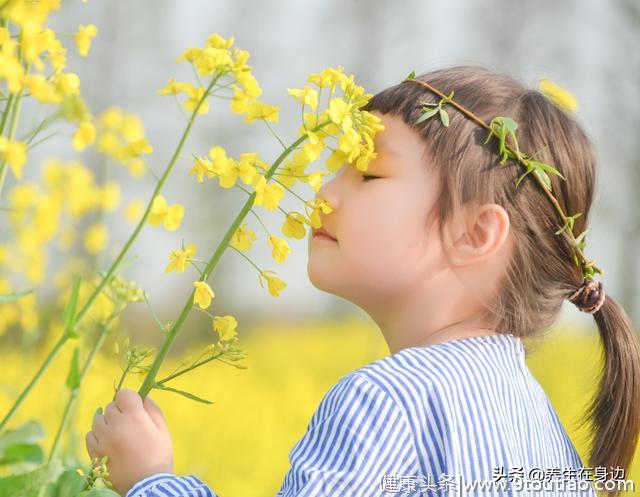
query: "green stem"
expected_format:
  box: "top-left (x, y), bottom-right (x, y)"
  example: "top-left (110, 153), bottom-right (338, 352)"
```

top-left (19, 112), bottom-right (59, 144)
top-left (229, 245), bottom-right (262, 273)
top-left (0, 94), bottom-right (15, 137)
top-left (271, 177), bottom-right (308, 204)
top-left (137, 118), bottom-right (332, 398)
top-left (0, 49), bottom-right (28, 202)
top-left (248, 208), bottom-right (271, 236)
top-left (113, 362), bottom-right (132, 401)
top-left (156, 352), bottom-right (224, 386)
top-left (263, 119), bottom-right (286, 149)
top-left (0, 84), bottom-right (26, 201)
top-left (73, 76), bottom-right (219, 329)
top-left (0, 74), bottom-right (220, 432)
top-left (48, 323), bottom-right (109, 462)
top-left (0, 334), bottom-right (67, 432)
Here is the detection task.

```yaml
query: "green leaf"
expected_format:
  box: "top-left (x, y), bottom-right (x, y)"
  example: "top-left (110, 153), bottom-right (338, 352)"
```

top-left (155, 385), bottom-right (214, 405)
top-left (0, 460), bottom-right (62, 497)
top-left (414, 107), bottom-right (439, 124)
top-left (0, 289), bottom-right (33, 303)
top-left (0, 444), bottom-right (43, 466)
top-left (555, 212), bottom-right (583, 235)
top-left (532, 168), bottom-right (552, 192)
top-left (0, 421), bottom-right (44, 453)
top-left (515, 166), bottom-right (534, 189)
top-left (528, 160), bottom-right (566, 181)
top-left (575, 229), bottom-right (588, 248)
top-left (486, 117), bottom-right (520, 164)
top-left (498, 116), bottom-right (518, 134)
top-left (405, 70), bottom-right (416, 80)
top-left (439, 108), bottom-right (450, 127)
top-left (66, 348), bottom-right (81, 391)
top-left (63, 277), bottom-right (81, 339)
top-left (46, 467), bottom-right (86, 497)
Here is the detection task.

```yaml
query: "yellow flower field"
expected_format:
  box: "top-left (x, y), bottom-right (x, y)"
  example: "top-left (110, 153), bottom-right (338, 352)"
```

top-left (1, 318), bottom-right (636, 496)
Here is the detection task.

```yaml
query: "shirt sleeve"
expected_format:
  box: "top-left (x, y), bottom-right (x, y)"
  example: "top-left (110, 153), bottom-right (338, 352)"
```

top-left (126, 372), bottom-right (421, 497)
top-left (275, 371), bottom-right (422, 497)
top-left (126, 472), bottom-right (218, 497)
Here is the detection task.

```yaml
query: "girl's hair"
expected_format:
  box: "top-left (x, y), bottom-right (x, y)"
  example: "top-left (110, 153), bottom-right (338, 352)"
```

top-left (361, 65), bottom-right (640, 485)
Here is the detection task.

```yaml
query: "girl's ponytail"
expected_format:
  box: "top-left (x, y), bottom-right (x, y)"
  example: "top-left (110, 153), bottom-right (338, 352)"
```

top-left (581, 296), bottom-right (640, 493)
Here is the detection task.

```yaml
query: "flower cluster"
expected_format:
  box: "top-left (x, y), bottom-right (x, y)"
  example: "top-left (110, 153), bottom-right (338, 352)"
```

top-left (157, 33), bottom-right (275, 123)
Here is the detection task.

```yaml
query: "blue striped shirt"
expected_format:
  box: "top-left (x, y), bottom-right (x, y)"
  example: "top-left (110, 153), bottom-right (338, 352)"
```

top-left (127, 333), bottom-right (597, 496)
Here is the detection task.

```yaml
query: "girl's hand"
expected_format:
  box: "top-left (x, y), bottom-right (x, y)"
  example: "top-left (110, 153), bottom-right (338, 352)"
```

top-left (85, 388), bottom-right (174, 497)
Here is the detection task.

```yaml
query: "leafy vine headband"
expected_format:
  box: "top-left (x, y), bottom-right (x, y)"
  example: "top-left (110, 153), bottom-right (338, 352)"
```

top-left (401, 72), bottom-right (605, 315)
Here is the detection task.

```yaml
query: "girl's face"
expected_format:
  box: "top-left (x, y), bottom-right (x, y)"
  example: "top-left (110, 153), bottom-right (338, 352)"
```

top-left (307, 112), bottom-right (444, 310)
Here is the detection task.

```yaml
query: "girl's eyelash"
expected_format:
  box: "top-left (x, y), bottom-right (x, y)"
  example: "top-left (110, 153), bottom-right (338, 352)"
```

top-left (361, 174), bottom-right (380, 181)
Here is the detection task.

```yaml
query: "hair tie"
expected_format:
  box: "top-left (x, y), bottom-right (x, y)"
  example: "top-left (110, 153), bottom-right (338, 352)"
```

top-left (568, 279), bottom-right (605, 314)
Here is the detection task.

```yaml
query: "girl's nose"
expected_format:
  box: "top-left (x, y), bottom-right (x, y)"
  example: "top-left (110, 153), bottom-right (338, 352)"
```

top-left (315, 165), bottom-right (346, 210)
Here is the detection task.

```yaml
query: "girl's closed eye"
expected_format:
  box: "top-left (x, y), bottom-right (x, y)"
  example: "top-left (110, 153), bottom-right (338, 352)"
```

top-left (361, 174), bottom-right (381, 182)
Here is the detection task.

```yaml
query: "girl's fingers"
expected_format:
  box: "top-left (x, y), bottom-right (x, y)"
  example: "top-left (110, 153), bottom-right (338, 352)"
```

top-left (115, 388), bottom-right (143, 413)
top-left (143, 395), bottom-right (167, 432)
top-left (104, 401), bottom-right (122, 424)
top-left (85, 431), bottom-right (99, 459)
top-left (92, 413), bottom-right (108, 439)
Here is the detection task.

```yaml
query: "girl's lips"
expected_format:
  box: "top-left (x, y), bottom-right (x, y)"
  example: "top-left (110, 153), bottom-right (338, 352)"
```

top-left (313, 233), bottom-right (337, 241)
top-left (312, 227), bottom-right (337, 241)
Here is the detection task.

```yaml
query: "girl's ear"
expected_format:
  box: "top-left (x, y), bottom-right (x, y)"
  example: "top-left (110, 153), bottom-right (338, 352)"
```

top-left (443, 203), bottom-right (511, 267)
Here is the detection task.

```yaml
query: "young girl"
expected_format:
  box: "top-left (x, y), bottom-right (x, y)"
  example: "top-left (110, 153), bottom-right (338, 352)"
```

top-left (85, 65), bottom-right (640, 497)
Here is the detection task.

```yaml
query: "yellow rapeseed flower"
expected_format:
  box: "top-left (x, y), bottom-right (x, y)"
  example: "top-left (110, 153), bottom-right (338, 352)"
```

top-left (305, 198), bottom-right (333, 229)
top-left (267, 235), bottom-right (290, 264)
top-left (193, 281), bottom-right (215, 309)
top-left (192, 47), bottom-right (233, 75)
top-left (236, 71), bottom-right (261, 98)
top-left (126, 157), bottom-right (146, 177)
top-left (163, 204), bottom-right (185, 231)
top-left (73, 24), bottom-right (98, 57)
top-left (52, 72), bottom-right (80, 96)
top-left (243, 101), bottom-right (279, 123)
top-left (287, 86), bottom-right (318, 111)
top-left (230, 86), bottom-right (252, 115)
top-left (328, 97), bottom-right (353, 132)
top-left (84, 223), bottom-right (108, 254)
top-left (230, 224), bottom-right (257, 251)
top-left (216, 153), bottom-right (258, 189)
top-left (72, 120), bottom-right (96, 150)
top-left (99, 182), bottom-right (121, 212)
top-left (281, 211), bottom-right (310, 239)
top-left (24, 74), bottom-right (60, 103)
top-left (183, 84), bottom-right (210, 115)
top-left (307, 66), bottom-right (346, 90)
top-left (122, 115), bottom-right (144, 141)
top-left (213, 315), bottom-right (238, 342)
top-left (306, 170), bottom-right (328, 192)
top-left (252, 175), bottom-right (284, 211)
top-left (538, 78), bottom-right (579, 112)
top-left (124, 200), bottom-right (144, 223)
top-left (0, 137), bottom-right (27, 179)
top-left (166, 243), bottom-right (196, 273)
top-left (206, 33), bottom-right (235, 50)
top-left (147, 195), bottom-right (185, 231)
top-left (237, 153), bottom-right (263, 184)
top-left (157, 78), bottom-right (189, 96)
top-left (258, 270), bottom-right (286, 298)
top-left (190, 156), bottom-right (215, 183)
